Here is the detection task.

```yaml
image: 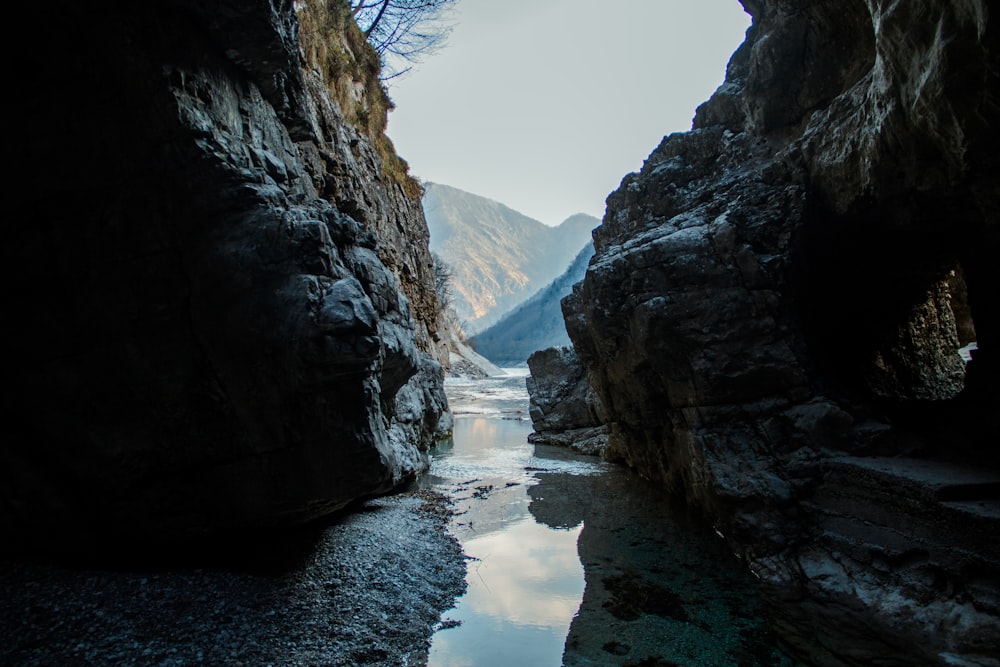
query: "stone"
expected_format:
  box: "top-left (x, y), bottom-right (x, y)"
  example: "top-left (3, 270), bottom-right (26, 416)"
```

top-left (6, 0), bottom-right (451, 561)
top-left (526, 346), bottom-right (608, 456)
top-left (563, 0), bottom-right (1000, 663)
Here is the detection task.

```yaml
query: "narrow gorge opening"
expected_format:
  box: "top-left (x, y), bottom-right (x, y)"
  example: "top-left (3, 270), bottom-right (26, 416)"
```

top-left (7, 0), bottom-right (999, 665)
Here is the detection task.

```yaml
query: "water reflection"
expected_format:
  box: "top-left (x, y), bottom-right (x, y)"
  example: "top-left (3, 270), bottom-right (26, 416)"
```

top-left (461, 518), bottom-right (582, 628)
top-left (530, 463), bottom-right (792, 666)
top-left (422, 415), bottom-right (595, 667)
top-left (424, 372), bottom-right (791, 666)
top-left (429, 517), bottom-right (583, 667)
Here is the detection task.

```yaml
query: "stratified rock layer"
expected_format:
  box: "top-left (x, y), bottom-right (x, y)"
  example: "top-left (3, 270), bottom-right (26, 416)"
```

top-left (6, 0), bottom-right (449, 559)
top-left (565, 1), bottom-right (999, 664)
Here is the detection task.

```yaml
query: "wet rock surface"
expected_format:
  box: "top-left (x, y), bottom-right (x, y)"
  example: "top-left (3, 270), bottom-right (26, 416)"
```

top-left (564, 0), bottom-right (1000, 663)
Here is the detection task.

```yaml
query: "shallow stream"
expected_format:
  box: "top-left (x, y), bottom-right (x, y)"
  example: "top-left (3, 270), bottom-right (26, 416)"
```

top-left (419, 369), bottom-right (794, 667)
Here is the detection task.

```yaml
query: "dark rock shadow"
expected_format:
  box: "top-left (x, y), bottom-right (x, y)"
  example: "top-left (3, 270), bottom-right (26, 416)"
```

top-left (526, 452), bottom-right (796, 667)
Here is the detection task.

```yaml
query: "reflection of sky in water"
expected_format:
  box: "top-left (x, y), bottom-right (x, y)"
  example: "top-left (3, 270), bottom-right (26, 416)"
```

top-left (444, 370), bottom-right (533, 420)
top-left (424, 410), bottom-right (594, 667)
top-left (429, 517), bottom-right (583, 667)
top-left (427, 372), bottom-right (790, 666)
top-left (425, 418), bottom-right (606, 488)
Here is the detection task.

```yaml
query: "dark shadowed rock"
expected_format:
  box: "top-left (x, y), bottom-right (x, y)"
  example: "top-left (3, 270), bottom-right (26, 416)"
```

top-left (565, 0), bottom-right (1000, 663)
top-left (526, 347), bottom-right (608, 456)
top-left (6, 0), bottom-right (450, 561)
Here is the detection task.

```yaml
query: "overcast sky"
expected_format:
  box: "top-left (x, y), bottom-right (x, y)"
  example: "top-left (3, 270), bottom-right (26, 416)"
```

top-left (384, 0), bottom-right (752, 226)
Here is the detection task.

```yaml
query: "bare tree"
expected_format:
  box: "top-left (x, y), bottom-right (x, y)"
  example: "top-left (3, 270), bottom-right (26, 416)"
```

top-left (430, 251), bottom-right (454, 310)
top-left (350, 0), bottom-right (456, 79)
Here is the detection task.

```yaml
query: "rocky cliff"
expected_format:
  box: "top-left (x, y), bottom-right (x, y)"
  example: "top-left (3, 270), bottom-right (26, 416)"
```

top-left (525, 347), bottom-right (608, 456)
top-left (564, 1), bottom-right (999, 664)
top-left (6, 0), bottom-right (451, 560)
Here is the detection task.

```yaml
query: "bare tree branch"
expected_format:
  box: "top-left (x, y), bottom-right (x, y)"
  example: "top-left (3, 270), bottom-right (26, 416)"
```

top-left (351, 0), bottom-right (456, 81)
top-left (363, 0), bottom-right (391, 37)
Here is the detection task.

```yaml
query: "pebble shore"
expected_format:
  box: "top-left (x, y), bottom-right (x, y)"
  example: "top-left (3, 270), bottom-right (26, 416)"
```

top-left (0, 490), bottom-right (466, 667)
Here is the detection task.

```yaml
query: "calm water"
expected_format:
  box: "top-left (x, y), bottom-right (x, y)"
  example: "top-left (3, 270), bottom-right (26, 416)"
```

top-left (420, 369), bottom-right (792, 667)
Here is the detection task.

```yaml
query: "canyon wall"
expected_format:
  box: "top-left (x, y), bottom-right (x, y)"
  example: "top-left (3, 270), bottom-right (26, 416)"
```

top-left (5, 0), bottom-right (450, 559)
top-left (564, 1), bottom-right (999, 664)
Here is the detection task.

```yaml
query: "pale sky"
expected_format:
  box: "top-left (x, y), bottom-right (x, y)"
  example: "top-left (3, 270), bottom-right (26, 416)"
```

top-left (385, 0), bottom-right (752, 226)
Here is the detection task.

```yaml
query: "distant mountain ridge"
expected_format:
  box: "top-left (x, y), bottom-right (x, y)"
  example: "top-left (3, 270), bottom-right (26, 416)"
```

top-left (423, 182), bottom-right (598, 334)
top-left (470, 241), bottom-right (595, 366)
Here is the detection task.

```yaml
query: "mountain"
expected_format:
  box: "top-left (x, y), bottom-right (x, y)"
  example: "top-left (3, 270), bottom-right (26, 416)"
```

top-left (423, 182), bottom-right (598, 334)
top-left (470, 241), bottom-right (595, 366)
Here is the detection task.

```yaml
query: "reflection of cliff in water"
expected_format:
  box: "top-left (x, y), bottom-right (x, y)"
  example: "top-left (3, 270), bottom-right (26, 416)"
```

top-left (528, 453), bottom-right (794, 667)
top-left (420, 418), bottom-right (597, 666)
top-left (424, 371), bottom-right (792, 666)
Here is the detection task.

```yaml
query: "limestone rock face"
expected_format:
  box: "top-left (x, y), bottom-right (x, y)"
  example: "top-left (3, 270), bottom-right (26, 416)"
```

top-left (525, 347), bottom-right (608, 456)
top-left (565, 0), bottom-right (999, 663)
top-left (6, 0), bottom-right (449, 559)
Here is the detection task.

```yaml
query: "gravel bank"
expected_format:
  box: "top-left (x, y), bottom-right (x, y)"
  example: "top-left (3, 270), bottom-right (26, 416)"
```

top-left (0, 489), bottom-right (466, 667)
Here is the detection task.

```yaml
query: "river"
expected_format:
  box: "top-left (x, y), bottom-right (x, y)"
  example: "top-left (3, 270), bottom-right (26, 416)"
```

top-left (419, 369), bottom-right (794, 667)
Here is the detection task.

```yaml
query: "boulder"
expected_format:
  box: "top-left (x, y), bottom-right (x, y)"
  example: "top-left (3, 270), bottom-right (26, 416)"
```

top-left (526, 347), bottom-right (608, 456)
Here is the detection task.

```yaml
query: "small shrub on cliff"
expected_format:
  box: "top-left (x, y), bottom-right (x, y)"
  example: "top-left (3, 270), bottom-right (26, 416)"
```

top-left (296, 0), bottom-right (421, 197)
